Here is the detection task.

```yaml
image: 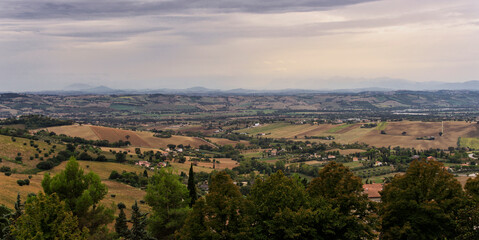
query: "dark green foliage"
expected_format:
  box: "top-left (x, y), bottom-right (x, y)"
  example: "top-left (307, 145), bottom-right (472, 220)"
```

top-left (187, 164), bottom-right (197, 208)
top-left (95, 154), bottom-right (107, 162)
top-left (308, 161), bottom-right (377, 239)
top-left (78, 151), bottom-right (92, 160)
top-left (0, 204), bottom-right (12, 239)
top-left (10, 193), bottom-right (88, 240)
top-left (109, 170), bottom-right (148, 188)
top-left (249, 171), bottom-right (311, 239)
top-left (177, 171), bottom-right (252, 240)
top-left (145, 168), bottom-right (190, 240)
top-left (0, 115), bottom-right (72, 129)
top-left (115, 152), bottom-right (127, 163)
top-left (0, 166), bottom-right (11, 172)
top-left (42, 157), bottom-right (114, 236)
top-left (36, 161), bottom-right (54, 170)
top-left (130, 201), bottom-right (155, 240)
top-left (380, 159), bottom-right (465, 239)
top-left (115, 203), bottom-right (129, 239)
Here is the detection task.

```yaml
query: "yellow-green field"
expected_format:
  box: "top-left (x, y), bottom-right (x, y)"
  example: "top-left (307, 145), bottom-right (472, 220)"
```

top-left (458, 137), bottom-right (479, 149)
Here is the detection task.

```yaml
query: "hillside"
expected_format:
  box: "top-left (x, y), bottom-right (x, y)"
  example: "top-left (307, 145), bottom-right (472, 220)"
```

top-left (43, 124), bottom-right (218, 148)
top-left (237, 121), bottom-right (479, 149)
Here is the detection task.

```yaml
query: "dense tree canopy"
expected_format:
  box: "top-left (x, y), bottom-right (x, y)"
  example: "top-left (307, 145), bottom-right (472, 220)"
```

top-left (380, 159), bottom-right (465, 239)
top-left (178, 171), bottom-right (252, 240)
top-left (10, 193), bottom-right (88, 240)
top-left (145, 168), bottom-right (190, 240)
top-left (308, 161), bottom-right (377, 239)
top-left (41, 157), bottom-right (114, 236)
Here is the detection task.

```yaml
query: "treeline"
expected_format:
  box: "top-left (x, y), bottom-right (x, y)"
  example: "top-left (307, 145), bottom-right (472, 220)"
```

top-left (35, 130), bottom-right (130, 147)
top-left (0, 115), bottom-right (73, 129)
top-left (2, 158), bottom-right (479, 239)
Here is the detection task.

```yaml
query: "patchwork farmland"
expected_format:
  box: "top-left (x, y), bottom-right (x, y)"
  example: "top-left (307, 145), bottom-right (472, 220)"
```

top-left (237, 121), bottom-right (479, 149)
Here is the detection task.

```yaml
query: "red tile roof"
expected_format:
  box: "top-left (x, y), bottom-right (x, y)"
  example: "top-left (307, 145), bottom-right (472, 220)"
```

top-left (363, 183), bottom-right (383, 198)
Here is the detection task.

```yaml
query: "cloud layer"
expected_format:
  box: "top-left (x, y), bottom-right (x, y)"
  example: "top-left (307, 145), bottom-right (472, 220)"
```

top-left (0, 0), bottom-right (478, 91)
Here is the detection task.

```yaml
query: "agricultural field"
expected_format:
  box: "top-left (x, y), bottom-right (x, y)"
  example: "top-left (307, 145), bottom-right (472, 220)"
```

top-left (205, 137), bottom-right (249, 146)
top-left (44, 124), bottom-right (219, 148)
top-left (458, 137), bottom-right (479, 149)
top-left (236, 121), bottom-right (479, 150)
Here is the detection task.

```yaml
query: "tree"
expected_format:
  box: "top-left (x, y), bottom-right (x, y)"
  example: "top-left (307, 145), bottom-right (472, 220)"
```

top-left (130, 201), bottom-right (154, 240)
top-left (380, 159), bottom-right (465, 239)
top-left (0, 204), bottom-right (12, 239)
top-left (187, 164), bottom-right (197, 208)
top-left (178, 171), bottom-right (252, 240)
top-left (249, 171), bottom-right (311, 239)
top-left (115, 152), bottom-right (127, 163)
top-left (145, 168), bottom-right (190, 240)
top-left (42, 157), bottom-right (114, 236)
top-left (456, 176), bottom-right (479, 239)
top-left (465, 176), bottom-right (479, 202)
top-left (307, 161), bottom-right (377, 239)
top-left (115, 203), bottom-right (129, 239)
top-left (10, 193), bottom-right (88, 240)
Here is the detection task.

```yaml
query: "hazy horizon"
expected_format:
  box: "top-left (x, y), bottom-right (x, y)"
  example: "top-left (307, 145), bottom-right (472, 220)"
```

top-left (1, 0), bottom-right (478, 91)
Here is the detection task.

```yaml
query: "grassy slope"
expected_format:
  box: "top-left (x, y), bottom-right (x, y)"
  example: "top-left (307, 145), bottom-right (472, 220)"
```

top-left (0, 135), bottom-right (66, 172)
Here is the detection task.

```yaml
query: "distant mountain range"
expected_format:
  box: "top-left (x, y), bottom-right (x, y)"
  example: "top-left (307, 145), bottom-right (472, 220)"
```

top-left (20, 80), bottom-right (479, 95)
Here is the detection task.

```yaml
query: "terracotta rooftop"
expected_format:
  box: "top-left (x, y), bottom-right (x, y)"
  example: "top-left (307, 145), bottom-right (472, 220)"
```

top-left (363, 183), bottom-right (383, 198)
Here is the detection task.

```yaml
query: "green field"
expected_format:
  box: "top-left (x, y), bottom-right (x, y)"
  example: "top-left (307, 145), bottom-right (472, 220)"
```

top-left (326, 124), bottom-right (353, 133)
top-left (376, 122), bottom-right (388, 131)
top-left (237, 123), bottom-right (291, 135)
top-left (458, 137), bottom-right (479, 149)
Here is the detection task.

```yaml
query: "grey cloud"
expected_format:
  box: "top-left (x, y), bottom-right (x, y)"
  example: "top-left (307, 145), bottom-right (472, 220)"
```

top-left (1, 0), bottom-right (378, 19)
top-left (44, 26), bottom-right (170, 41)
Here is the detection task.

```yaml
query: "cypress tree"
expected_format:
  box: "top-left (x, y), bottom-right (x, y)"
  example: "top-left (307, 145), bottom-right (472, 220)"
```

top-left (13, 193), bottom-right (22, 220)
top-left (188, 164), bottom-right (197, 207)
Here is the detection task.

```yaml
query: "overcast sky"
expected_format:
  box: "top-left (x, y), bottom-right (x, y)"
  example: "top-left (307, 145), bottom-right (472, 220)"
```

top-left (1, 0), bottom-right (478, 91)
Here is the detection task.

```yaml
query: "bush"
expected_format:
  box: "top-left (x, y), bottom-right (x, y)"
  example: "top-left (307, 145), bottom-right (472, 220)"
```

top-left (36, 161), bottom-right (54, 170)
top-left (78, 152), bottom-right (92, 161)
top-left (95, 155), bottom-right (107, 162)
top-left (0, 166), bottom-right (11, 172)
top-left (4, 172), bottom-right (11, 176)
top-left (17, 180), bottom-right (25, 186)
top-left (23, 179), bottom-right (30, 185)
top-left (109, 170), bottom-right (121, 180)
top-left (15, 156), bottom-right (22, 162)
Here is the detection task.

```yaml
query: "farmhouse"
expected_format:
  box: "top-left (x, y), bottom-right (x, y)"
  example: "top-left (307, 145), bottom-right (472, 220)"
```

top-left (136, 161), bottom-right (151, 168)
top-left (363, 183), bottom-right (383, 202)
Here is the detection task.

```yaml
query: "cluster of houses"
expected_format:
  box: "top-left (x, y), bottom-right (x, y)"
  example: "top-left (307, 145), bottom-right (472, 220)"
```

top-left (135, 160), bottom-right (167, 170)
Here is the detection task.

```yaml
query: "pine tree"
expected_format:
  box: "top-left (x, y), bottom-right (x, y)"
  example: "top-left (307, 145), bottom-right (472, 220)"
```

top-left (177, 171), bottom-right (252, 240)
top-left (10, 193), bottom-right (88, 240)
top-left (145, 168), bottom-right (190, 240)
top-left (130, 201), bottom-right (154, 240)
top-left (115, 203), bottom-right (129, 238)
top-left (187, 164), bottom-right (197, 207)
top-left (13, 193), bottom-right (22, 219)
top-left (42, 157), bottom-right (114, 236)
